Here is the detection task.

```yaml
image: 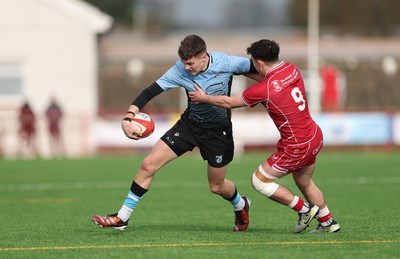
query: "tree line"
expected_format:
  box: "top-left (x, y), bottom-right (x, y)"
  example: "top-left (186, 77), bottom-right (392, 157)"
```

top-left (84, 0), bottom-right (400, 36)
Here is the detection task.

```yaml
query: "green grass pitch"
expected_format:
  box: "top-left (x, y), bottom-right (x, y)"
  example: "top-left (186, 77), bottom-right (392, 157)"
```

top-left (0, 150), bottom-right (399, 258)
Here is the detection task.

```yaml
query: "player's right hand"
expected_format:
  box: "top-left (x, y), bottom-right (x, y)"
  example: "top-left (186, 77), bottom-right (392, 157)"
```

top-left (121, 118), bottom-right (140, 140)
top-left (188, 83), bottom-right (207, 104)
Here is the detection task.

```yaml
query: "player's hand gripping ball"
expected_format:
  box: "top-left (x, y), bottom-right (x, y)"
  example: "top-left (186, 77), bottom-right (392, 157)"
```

top-left (122, 112), bottom-right (155, 139)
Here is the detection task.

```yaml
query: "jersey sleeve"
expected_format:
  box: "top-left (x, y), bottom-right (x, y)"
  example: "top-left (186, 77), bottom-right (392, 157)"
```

top-left (156, 65), bottom-right (181, 91)
top-left (225, 55), bottom-right (251, 74)
top-left (156, 61), bottom-right (198, 92)
top-left (241, 81), bottom-right (268, 107)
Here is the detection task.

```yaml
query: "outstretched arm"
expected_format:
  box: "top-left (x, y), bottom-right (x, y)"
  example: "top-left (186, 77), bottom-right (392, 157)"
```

top-left (188, 83), bottom-right (246, 109)
top-left (243, 59), bottom-right (263, 82)
top-left (243, 73), bottom-right (264, 82)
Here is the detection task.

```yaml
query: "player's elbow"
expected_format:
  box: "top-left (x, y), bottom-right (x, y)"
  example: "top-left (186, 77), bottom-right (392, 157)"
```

top-left (224, 98), bottom-right (243, 109)
top-left (225, 103), bottom-right (236, 109)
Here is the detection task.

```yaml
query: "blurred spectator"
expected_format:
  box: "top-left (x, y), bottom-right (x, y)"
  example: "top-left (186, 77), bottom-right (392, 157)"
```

top-left (321, 65), bottom-right (341, 112)
top-left (0, 127), bottom-right (4, 157)
top-left (45, 98), bottom-right (65, 157)
top-left (18, 101), bottom-right (39, 157)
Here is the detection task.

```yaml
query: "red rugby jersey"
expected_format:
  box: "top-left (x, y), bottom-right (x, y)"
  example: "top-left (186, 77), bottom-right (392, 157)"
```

top-left (241, 61), bottom-right (318, 145)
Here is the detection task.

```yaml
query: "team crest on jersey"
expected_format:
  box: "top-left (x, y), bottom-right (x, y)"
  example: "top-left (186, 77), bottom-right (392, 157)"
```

top-left (215, 155), bottom-right (223, 164)
top-left (272, 80), bottom-right (282, 92)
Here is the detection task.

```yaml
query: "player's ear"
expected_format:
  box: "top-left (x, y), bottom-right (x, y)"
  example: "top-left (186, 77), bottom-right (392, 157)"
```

top-left (198, 52), bottom-right (208, 61)
top-left (256, 59), bottom-right (264, 67)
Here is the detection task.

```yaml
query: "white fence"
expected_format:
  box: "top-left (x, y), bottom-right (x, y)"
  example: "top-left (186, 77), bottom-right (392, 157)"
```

top-left (93, 111), bottom-right (399, 153)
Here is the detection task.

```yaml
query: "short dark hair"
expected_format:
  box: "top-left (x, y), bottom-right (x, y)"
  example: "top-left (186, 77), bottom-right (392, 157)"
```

top-left (246, 39), bottom-right (280, 62)
top-left (178, 35), bottom-right (207, 60)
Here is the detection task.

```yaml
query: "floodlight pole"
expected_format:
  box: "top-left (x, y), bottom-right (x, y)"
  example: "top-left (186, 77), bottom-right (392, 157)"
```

top-left (307, 0), bottom-right (321, 113)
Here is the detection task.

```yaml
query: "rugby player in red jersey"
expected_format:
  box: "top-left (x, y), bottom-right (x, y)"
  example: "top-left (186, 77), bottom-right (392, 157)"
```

top-left (189, 39), bottom-right (340, 233)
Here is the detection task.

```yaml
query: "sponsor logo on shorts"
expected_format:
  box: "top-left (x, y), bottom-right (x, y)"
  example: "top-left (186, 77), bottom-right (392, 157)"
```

top-left (166, 137), bottom-right (174, 145)
top-left (215, 155), bottom-right (223, 164)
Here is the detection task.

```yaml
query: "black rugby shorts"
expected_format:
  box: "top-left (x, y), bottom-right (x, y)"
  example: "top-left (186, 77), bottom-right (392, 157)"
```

top-left (161, 118), bottom-right (234, 168)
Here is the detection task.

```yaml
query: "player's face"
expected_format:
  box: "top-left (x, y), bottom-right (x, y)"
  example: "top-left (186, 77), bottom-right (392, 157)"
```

top-left (182, 53), bottom-right (208, 75)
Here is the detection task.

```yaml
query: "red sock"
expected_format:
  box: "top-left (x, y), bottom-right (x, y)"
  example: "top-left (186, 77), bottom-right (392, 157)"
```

top-left (317, 207), bottom-right (333, 226)
top-left (318, 213), bottom-right (332, 223)
top-left (292, 197), bottom-right (305, 212)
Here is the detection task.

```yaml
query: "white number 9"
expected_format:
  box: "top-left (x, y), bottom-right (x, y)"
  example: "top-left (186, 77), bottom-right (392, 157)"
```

top-left (291, 87), bottom-right (306, 111)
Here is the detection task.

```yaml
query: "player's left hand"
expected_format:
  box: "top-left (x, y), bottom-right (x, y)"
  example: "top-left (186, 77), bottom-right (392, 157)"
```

top-left (188, 83), bottom-right (207, 104)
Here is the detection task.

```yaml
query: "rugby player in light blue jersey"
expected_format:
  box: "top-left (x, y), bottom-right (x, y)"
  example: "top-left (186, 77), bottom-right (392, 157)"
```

top-left (91, 35), bottom-right (261, 232)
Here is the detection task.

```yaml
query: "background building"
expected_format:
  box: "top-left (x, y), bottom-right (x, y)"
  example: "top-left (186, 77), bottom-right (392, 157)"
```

top-left (0, 0), bottom-right (112, 158)
top-left (1, 0), bottom-right (399, 157)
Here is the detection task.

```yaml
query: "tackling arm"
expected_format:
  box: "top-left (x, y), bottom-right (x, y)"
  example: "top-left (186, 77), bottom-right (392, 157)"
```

top-left (243, 73), bottom-right (264, 82)
top-left (243, 60), bottom-right (263, 82)
top-left (188, 83), bottom-right (246, 109)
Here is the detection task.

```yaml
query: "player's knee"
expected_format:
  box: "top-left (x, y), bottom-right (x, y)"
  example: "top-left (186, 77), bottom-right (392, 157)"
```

top-left (251, 173), bottom-right (279, 197)
top-left (208, 182), bottom-right (224, 195)
top-left (209, 186), bottom-right (221, 195)
top-left (140, 157), bottom-right (158, 176)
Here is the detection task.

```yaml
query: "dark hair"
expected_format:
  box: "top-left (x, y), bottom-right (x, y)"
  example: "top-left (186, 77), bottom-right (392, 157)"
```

top-left (178, 35), bottom-right (207, 60)
top-left (246, 39), bottom-right (280, 62)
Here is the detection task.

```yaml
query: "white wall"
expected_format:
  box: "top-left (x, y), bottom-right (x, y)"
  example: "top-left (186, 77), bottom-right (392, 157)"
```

top-left (0, 0), bottom-right (111, 158)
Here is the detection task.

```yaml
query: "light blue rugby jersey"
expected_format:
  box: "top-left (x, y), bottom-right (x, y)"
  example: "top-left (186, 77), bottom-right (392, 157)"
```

top-left (156, 52), bottom-right (251, 128)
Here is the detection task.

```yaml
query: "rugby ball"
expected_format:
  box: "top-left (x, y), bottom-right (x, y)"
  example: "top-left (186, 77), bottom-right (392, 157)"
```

top-left (130, 112), bottom-right (155, 138)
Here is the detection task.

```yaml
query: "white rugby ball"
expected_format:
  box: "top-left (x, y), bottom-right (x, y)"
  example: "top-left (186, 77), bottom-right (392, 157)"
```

top-left (130, 112), bottom-right (155, 138)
